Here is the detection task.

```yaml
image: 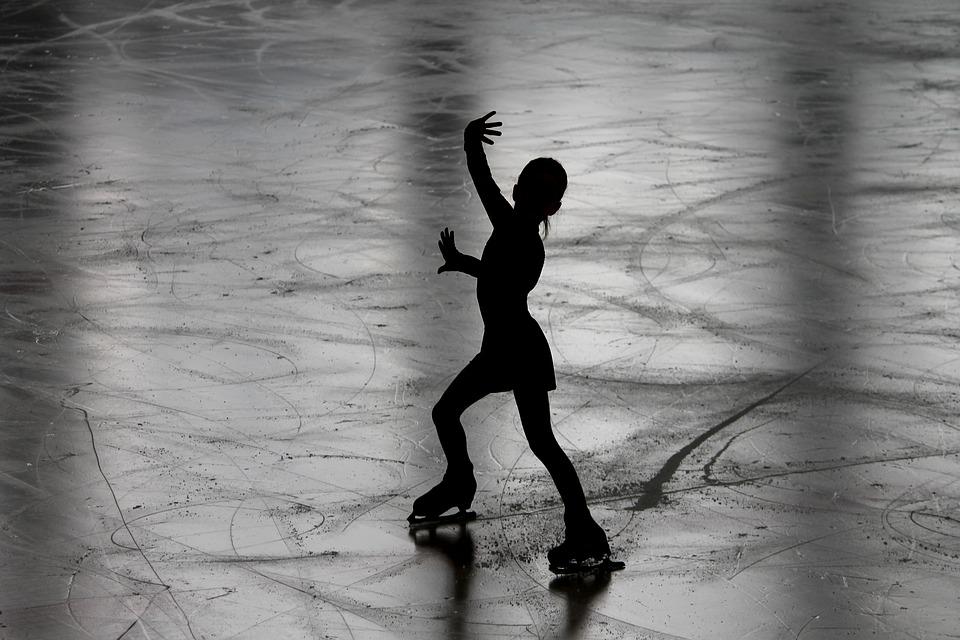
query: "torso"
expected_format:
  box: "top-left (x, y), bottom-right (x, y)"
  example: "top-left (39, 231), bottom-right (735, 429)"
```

top-left (476, 218), bottom-right (544, 351)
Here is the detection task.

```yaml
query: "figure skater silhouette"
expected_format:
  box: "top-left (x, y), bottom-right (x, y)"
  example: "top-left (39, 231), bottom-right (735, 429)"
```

top-left (409, 111), bottom-right (614, 573)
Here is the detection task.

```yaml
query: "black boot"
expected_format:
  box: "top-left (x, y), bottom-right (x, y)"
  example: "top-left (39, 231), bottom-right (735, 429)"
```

top-left (548, 515), bottom-right (610, 571)
top-left (411, 467), bottom-right (477, 519)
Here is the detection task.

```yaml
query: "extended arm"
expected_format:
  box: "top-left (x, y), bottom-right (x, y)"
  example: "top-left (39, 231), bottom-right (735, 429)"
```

top-left (457, 254), bottom-right (483, 278)
top-left (464, 111), bottom-right (512, 227)
top-left (437, 227), bottom-right (482, 278)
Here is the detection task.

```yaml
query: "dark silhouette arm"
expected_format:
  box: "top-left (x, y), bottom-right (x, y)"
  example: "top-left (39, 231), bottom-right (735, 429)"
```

top-left (457, 254), bottom-right (482, 278)
top-left (464, 111), bottom-right (512, 228)
top-left (437, 227), bottom-right (482, 278)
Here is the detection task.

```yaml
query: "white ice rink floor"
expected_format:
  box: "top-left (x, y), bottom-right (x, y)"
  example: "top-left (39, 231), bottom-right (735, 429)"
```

top-left (2, 1), bottom-right (959, 638)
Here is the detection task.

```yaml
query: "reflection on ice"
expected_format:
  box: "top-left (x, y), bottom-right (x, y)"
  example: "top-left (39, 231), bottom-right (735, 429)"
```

top-left (2, 0), bottom-right (959, 638)
top-left (409, 523), bottom-right (475, 639)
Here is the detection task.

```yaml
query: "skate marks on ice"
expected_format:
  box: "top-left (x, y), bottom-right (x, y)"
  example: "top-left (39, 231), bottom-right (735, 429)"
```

top-left (1, 13), bottom-right (407, 640)
top-left (624, 364), bottom-right (818, 513)
top-left (566, 369), bottom-right (960, 637)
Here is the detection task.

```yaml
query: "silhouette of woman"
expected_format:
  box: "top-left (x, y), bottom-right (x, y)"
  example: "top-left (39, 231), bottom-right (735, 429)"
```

top-left (409, 111), bottom-right (612, 572)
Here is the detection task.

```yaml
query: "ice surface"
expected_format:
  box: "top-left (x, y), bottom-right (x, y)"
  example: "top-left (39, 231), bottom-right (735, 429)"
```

top-left (2, 0), bottom-right (959, 638)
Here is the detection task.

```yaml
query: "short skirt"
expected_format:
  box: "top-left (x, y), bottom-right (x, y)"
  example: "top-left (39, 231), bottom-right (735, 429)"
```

top-left (474, 316), bottom-right (556, 392)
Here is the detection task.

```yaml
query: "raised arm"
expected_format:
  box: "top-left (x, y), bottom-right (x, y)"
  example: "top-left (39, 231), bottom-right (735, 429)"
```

top-left (464, 111), bottom-right (512, 227)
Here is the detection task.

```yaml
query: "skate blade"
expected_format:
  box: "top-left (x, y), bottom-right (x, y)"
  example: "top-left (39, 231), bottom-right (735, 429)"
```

top-left (407, 510), bottom-right (476, 530)
top-left (549, 557), bottom-right (625, 576)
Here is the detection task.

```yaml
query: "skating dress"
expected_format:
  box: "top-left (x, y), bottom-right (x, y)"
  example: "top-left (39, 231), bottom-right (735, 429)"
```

top-left (463, 139), bottom-right (556, 392)
top-left (472, 218), bottom-right (557, 392)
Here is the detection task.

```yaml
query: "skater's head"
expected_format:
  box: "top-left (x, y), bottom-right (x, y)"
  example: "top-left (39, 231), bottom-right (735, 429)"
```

top-left (513, 157), bottom-right (566, 236)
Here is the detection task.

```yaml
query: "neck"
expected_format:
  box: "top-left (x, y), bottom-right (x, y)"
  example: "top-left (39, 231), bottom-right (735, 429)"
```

top-left (514, 205), bottom-right (545, 226)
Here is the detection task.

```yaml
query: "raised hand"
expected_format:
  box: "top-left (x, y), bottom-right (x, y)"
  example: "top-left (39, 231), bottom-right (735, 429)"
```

top-left (437, 227), bottom-right (460, 273)
top-left (464, 111), bottom-right (502, 147)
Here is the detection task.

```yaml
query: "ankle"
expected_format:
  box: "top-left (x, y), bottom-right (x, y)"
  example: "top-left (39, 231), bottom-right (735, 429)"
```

top-left (443, 464), bottom-right (475, 482)
top-left (563, 508), bottom-right (593, 526)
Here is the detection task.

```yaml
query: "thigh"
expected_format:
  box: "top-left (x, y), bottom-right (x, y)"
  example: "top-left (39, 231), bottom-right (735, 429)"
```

top-left (438, 355), bottom-right (506, 414)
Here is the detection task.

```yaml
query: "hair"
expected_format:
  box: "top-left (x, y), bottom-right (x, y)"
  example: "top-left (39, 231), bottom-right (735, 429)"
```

top-left (520, 157), bottom-right (566, 238)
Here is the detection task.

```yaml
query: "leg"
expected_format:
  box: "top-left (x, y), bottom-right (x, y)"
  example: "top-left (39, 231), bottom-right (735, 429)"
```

top-left (513, 387), bottom-right (590, 522)
top-left (515, 387), bottom-right (612, 572)
top-left (409, 359), bottom-right (500, 522)
top-left (432, 357), bottom-right (501, 473)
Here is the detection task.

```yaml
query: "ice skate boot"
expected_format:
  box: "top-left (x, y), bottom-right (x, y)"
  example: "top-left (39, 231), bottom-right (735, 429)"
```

top-left (548, 519), bottom-right (624, 575)
top-left (408, 471), bottom-right (477, 530)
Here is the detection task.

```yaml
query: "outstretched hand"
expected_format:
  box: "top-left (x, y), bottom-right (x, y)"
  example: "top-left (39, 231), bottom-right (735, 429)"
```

top-left (464, 111), bottom-right (502, 147)
top-left (437, 227), bottom-right (460, 274)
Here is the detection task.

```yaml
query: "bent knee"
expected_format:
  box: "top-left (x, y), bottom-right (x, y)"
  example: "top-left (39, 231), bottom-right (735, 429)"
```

top-left (432, 399), bottom-right (459, 425)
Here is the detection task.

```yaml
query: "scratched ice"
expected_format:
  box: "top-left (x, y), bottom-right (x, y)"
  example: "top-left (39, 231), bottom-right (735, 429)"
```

top-left (2, 0), bottom-right (959, 638)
